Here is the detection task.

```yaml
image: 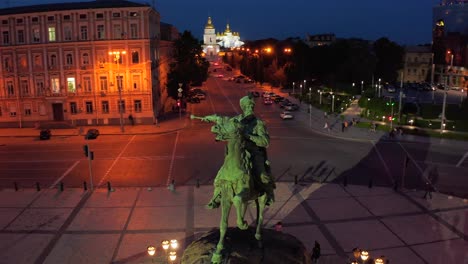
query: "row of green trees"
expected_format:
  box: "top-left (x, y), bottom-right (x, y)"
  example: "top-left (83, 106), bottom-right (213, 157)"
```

top-left (227, 37), bottom-right (405, 93)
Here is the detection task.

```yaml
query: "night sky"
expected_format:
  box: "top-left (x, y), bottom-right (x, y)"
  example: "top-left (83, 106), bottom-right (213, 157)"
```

top-left (1, 0), bottom-right (441, 45)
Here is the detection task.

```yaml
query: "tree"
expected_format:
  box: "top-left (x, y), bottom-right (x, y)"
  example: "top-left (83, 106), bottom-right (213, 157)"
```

top-left (166, 31), bottom-right (209, 99)
top-left (373, 38), bottom-right (404, 83)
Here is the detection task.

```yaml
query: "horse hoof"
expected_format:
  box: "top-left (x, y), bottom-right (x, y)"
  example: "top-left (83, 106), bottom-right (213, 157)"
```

top-left (237, 220), bottom-right (248, 230)
top-left (212, 252), bottom-right (223, 264)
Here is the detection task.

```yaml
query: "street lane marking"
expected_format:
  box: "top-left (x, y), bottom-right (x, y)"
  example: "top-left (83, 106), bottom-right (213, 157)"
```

top-left (456, 152), bottom-right (468, 167)
top-left (166, 131), bottom-right (180, 186)
top-left (49, 160), bottom-right (80, 189)
top-left (214, 78), bottom-right (239, 114)
top-left (371, 141), bottom-right (394, 185)
top-left (98, 135), bottom-right (136, 187)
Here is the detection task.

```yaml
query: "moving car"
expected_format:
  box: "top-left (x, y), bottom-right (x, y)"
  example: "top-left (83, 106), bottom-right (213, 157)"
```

top-left (85, 129), bottom-right (100, 140)
top-left (39, 129), bottom-right (51, 140)
top-left (280, 111), bottom-right (294, 120)
top-left (263, 98), bottom-right (273, 105)
top-left (284, 103), bottom-right (299, 111)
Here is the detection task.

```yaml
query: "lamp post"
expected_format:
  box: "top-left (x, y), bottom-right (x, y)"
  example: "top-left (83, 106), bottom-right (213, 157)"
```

top-left (331, 93), bottom-right (335, 113)
top-left (378, 78), bottom-right (381, 98)
top-left (386, 99), bottom-right (395, 129)
top-left (109, 50), bottom-right (127, 133)
top-left (318, 89), bottom-right (322, 105)
top-left (441, 76), bottom-right (448, 133)
top-left (308, 87), bottom-right (312, 127)
top-left (352, 82), bottom-right (355, 93)
top-left (292, 82), bottom-right (295, 95)
top-left (361, 81), bottom-right (364, 95)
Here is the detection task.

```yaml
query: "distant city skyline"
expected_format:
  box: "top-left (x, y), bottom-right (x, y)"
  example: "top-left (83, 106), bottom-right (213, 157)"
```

top-left (1, 0), bottom-right (442, 45)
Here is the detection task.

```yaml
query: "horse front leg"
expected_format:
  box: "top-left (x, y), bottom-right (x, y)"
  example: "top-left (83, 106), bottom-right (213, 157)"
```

top-left (212, 198), bottom-right (231, 264)
top-left (255, 194), bottom-right (267, 241)
top-left (233, 195), bottom-right (248, 230)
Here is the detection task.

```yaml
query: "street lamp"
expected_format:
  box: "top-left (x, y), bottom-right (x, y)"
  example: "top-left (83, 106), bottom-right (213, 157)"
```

top-left (361, 81), bottom-right (364, 95)
top-left (147, 239), bottom-right (179, 263)
top-left (331, 93), bottom-right (335, 113)
top-left (308, 87), bottom-right (312, 127)
top-left (318, 89), bottom-right (322, 105)
top-left (292, 82), bottom-right (295, 95)
top-left (378, 78), bottom-right (381, 98)
top-left (109, 50), bottom-right (127, 133)
top-left (360, 250), bottom-right (369, 262)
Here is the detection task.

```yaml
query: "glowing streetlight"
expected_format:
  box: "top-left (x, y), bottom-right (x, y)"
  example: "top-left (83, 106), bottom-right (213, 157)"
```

top-left (360, 250), bottom-right (369, 262)
top-left (109, 50), bottom-right (127, 133)
top-left (147, 246), bottom-right (156, 256)
top-left (162, 240), bottom-right (170, 251)
top-left (169, 251), bottom-right (177, 262)
top-left (361, 80), bottom-right (364, 94)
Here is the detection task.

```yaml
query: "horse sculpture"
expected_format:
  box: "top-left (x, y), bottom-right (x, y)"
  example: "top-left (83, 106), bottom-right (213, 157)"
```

top-left (191, 114), bottom-right (270, 263)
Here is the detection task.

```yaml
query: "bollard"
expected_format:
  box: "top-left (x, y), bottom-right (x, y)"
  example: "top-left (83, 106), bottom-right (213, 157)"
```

top-left (368, 178), bottom-right (373, 188)
top-left (59, 182), bottom-right (64, 192)
top-left (36, 182), bottom-right (41, 192)
top-left (343, 175), bottom-right (348, 187)
top-left (107, 181), bottom-right (112, 192)
top-left (196, 179), bottom-right (200, 188)
top-left (14, 182), bottom-right (18, 191)
top-left (83, 181), bottom-right (88, 191)
top-left (294, 175), bottom-right (298, 185)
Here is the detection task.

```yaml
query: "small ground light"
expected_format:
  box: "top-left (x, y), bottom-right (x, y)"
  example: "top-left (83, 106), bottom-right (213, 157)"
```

top-left (375, 257), bottom-right (385, 264)
top-left (162, 240), bottom-right (170, 250)
top-left (170, 239), bottom-right (178, 249)
top-left (169, 251), bottom-right (177, 262)
top-left (147, 245), bottom-right (156, 256)
top-left (360, 250), bottom-right (369, 261)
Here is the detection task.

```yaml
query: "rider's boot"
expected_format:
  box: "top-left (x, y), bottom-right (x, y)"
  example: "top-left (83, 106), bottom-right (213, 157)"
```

top-left (206, 192), bottom-right (221, 209)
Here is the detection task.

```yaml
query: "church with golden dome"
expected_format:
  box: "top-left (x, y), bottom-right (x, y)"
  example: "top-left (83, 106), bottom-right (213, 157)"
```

top-left (202, 17), bottom-right (244, 60)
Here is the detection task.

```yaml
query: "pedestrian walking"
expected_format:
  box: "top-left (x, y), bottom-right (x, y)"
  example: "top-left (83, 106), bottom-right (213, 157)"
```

top-left (311, 240), bottom-right (321, 263)
top-left (423, 178), bottom-right (433, 199)
top-left (370, 121), bottom-right (376, 132)
top-left (168, 179), bottom-right (175, 192)
top-left (324, 111), bottom-right (328, 119)
top-left (341, 122), bottom-right (345, 132)
top-left (344, 121), bottom-right (349, 131)
top-left (323, 122), bottom-right (330, 132)
top-left (154, 117), bottom-right (160, 127)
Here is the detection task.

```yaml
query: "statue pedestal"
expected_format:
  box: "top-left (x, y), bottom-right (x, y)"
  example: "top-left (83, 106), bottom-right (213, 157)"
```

top-left (181, 227), bottom-right (311, 264)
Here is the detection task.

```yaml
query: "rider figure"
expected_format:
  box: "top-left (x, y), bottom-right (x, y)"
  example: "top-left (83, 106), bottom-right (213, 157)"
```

top-left (206, 94), bottom-right (276, 209)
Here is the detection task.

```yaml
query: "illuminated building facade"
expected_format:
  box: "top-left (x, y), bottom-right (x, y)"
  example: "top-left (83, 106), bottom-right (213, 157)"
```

top-left (305, 33), bottom-right (336, 48)
top-left (401, 46), bottom-right (433, 83)
top-left (0, 0), bottom-right (162, 128)
top-left (216, 23), bottom-right (244, 49)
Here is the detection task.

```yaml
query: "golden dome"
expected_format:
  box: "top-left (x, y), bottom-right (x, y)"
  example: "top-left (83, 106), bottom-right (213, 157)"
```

top-left (205, 17), bottom-right (214, 29)
top-left (225, 23), bottom-right (231, 33)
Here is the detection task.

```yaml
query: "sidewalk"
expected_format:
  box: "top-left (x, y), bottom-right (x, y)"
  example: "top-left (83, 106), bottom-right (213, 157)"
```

top-left (0, 114), bottom-right (189, 138)
top-left (0, 183), bottom-right (466, 264)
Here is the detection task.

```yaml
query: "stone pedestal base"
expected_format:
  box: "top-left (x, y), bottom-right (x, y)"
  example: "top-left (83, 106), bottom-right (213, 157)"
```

top-left (181, 227), bottom-right (311, 264)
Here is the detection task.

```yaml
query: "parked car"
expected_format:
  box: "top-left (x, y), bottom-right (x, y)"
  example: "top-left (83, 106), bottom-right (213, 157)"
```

top-left (194, 93), bottom-right (206, 100)
top-left (274, 96), bottom-right (285, 103)
top-left (188, 97), bottom-right (201, 103)
top-left (450, 86), bottom-right (462, 91)
top-left (284, 103), bottom-right (299, 111)
top-left (279, 99), bottom-right (291, 108)
top-left (263, 98), bottom-right (273, 105)
top-left (39, 129), bottom-right (51, 140)
top-left (280, 111), bottom-right (294, 120)
top-left (85, 129), bottom-right (100, 140)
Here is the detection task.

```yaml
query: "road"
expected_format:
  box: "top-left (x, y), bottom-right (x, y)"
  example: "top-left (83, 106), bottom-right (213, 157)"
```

top-left (0, 65), bottom-right (467, 197)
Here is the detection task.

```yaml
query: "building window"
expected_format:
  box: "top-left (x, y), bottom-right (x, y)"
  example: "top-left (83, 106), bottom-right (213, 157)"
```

top-left (17, 30), bottom-right (24, 43)
top-left (113, 24), bottom-right (121, 39)
top-left (112, 12), bottom-right (121, 18)
top-left (48, 26), bottom-right (56, 42)
top-left (130, 24), bottom-right (138, 39)
top-left (132, 75), bottom-right (140, 90)
top-left (79, 14), bottom-right (87, 20)
top-left (102, 101), bottom-right (109, 113)
top-left (132, 51), bottom-right (139, 63)
top-left (2, 20), bottom-right (8, 25)
top-left (64, 26), bottom-right (72, 41)
top-left (36, 79), bottom-right (45, 96)
top-left (4, 57), bottom-right (11, 71)
top-left (134, 100), bottom-right (142, 113)
top-left (16, 18), bottom-right (23, 24)
top-left (67, 77), bottom-right (76, 92)
top-left (85, 101), bottom-right (93, 113)
top-left (32, 28), bottom-right (40, 42)
top-left (50, 77), bottom-right (60, 93)
top-left (83, 76), bottom-right (92, 92)
top-left (31, 17), bottom-right (38, 23)
top-left (2, 31), bottom-right (10, 45)
top-left (50, 54), bottom-right (57, 67)
top-left (20, 80), bottom-right (29, 96)
top-left (63, 15), bottom-right (71, 21)
top-left (34, 55), bottom-right (42, 67)
top-left (407, 69), bottom-right (411, 75)
top-left (100, 76), bottom-right (108, 91)
top-left (129, 12), bottom-right (138, 17)
top-left (70, 102), bottom-right (78, 114)
top-left (9, 105), bottom-right (16, 117)
top-left (24, 104), bottom-right (32, 116)
top-left (0, 106), bottom-right (2, 116)
top-left (47, 16), bottom-right (55, 21)
top-left (66, 54), bottom-right (73, 65)
top-left (96, 13), bottom-right (104, 19)
top-left (97, 25), bottom-right (105, 39)
top-left (82, 53), bottom-right (90, 65)
top-left (7, 81), bottom-right (14, 96)
top-left (116, 76), bottom-right (123, 91)
top-left (80, 26), bottom-right (88, 40)
top-left (118, 100), bottom-right (125, 113)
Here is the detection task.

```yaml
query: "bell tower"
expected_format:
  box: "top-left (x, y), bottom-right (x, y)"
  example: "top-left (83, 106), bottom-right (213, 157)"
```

top-left (202, 16), bottom-right (220, 61)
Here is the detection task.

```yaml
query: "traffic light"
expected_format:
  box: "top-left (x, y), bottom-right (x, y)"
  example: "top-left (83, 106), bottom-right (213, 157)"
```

top-left (388, 116), bottom-right (393, 121)
top-left (83, 145), bottom-right (89, 157)
top-left (177, 99), bottom-right (181, 107)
